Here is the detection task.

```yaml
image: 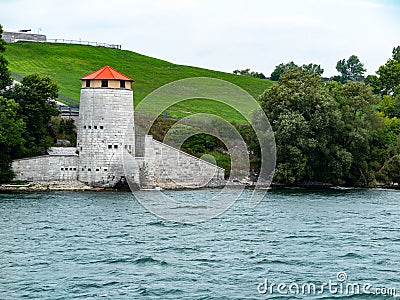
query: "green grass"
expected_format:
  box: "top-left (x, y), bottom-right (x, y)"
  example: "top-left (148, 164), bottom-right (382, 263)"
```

top-left (4, 42), bottom-right (274, 122)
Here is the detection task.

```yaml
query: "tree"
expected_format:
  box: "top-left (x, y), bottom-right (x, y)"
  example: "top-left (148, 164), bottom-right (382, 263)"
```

top-left (301, 63), bottom-right (324, 76)
top-left (0, 24), bottom-right (12, 91)
top-left (327, 81), bottom-right (380, 186)
top-left (0, 96), bottom-right (25, 182)
top-left (259, 69), bottom-right (350, 184)
top-left (393, 46), bottom-right (400, 63)
top-left (335, 55), bottom-right (366, 83)
top-left (270, 61), bottom-right (299, 81)
top-left (233, 68), bottom-right (266, 79)
top-left (376, 59), bottom-right (400, 95)
top-left (364, 74), bottom-right (381, 94)
top-left (4, 74), bottom-right (60, 157)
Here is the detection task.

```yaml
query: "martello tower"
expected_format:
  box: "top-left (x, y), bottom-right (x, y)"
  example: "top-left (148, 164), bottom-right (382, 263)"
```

top-left (77, 66), bottom-right (135, 187)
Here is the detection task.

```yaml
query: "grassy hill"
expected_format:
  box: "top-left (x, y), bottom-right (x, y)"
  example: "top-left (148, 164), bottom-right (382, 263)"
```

top-left (4, 42), bottom-right (274, 123)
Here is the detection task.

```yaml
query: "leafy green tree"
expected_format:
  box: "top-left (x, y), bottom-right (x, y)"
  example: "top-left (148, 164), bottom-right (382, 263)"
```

top-left (393, 46), bottom-right (400, 63)
top-left (260, 69), bottom-right (350, 184)
top-left (4, 74), bottom-right (60, 157)
top-left (301, 63), bottom-right (324, 76)
top-left (327, 81), bottom-right (380, 186)
top-left (233, 68), bottom-right (266, 79)
top-left (0, 96), bottom-right (25, 182)
top-left (0, 24), bottom-right (12, 91)
top-left (364, 74), bottom-right (381, 94)
top-left (270, 61), bottom-right (299, 81)
top-left (335, 55), bottom-right (366, 83)
top-left (376, 59), bottom-right (400, 95)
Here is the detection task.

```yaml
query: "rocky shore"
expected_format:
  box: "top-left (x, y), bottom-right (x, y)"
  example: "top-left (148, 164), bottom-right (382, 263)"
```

top-left (0, 180), bottom-right (103, 192)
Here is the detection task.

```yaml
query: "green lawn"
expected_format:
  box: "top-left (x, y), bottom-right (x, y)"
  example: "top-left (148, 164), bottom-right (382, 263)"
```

top-left (5, 42), bottom-right (274, 122)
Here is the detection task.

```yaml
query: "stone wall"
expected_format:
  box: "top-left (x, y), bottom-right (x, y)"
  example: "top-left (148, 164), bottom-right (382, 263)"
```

top-left (140, 136), bottom-right (225, 189)
top-left (12, 155), bottom-right (78, 181)
top-left (3, 31), bottom-right (46, 43)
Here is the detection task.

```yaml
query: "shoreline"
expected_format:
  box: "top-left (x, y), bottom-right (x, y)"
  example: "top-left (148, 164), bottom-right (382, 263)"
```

top-left (1, 180), bottom-right (399, 193)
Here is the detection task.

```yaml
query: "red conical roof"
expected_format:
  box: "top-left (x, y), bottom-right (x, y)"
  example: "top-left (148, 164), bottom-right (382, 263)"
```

top-left (80, 66), bottom-right (134, 81)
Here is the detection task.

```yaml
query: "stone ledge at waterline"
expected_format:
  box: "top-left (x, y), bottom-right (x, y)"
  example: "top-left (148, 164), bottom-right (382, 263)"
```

top-left (0, 181), bottom-right (97, 192)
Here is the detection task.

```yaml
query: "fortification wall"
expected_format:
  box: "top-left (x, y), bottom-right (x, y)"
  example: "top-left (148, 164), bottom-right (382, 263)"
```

top-left (3, 31), bottom-right (46, 43)
top-left (12, 155), bottom-right (78, 181)
top-left (140, 136), bottom-right (225, 189)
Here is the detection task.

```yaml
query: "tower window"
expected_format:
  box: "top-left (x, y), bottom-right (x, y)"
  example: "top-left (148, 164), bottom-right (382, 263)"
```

top-left (114, 145), bottom-right (118, 149)
top-left (88, 125), bottom-right (91, 129)
top-left (100, 126), bottom-right (104, 129)
top-left (120, 80), bottom-right (125, 88)
top-left (101, 80), bottom-right (108, 87)
top-left (84, 125), bottom-right (86, 129)
top-left (108, 145), bottom-right (112, 149)
top-left (86, 80), bottom-right (90, 87)
top-left (94, 125), bottom-right (97, 129)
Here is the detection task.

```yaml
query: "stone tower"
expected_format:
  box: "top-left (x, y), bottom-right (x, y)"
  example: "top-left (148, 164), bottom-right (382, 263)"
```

top-left (77, 66), bottom-right (135, 187)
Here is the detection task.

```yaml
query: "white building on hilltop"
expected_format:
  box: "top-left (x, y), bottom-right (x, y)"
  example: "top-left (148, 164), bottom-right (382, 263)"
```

top-left (12, 66), bottom-right (224, 189)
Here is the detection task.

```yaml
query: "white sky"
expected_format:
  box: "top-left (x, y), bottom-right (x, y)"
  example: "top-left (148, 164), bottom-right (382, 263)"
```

top-left (1, 0), bottom-right (399, 77)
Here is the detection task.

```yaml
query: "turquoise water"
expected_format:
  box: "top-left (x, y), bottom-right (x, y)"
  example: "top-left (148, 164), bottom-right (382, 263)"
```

top-left (0, 189), bottom-right (399, 299)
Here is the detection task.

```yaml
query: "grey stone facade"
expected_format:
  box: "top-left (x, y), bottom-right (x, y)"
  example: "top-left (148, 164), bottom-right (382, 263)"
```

top-left (12, 80), bottom-right (225, 189)
top-left (3, 31), bottom-right (46, 43)
top-left (12, 152), bottom-right (78, 181)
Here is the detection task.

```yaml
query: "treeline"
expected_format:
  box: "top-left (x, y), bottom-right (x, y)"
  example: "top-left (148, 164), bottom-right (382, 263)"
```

top-left (258, 48), bottom-right (400, 186)
top-left (0, 25), bottom-right (75, 183)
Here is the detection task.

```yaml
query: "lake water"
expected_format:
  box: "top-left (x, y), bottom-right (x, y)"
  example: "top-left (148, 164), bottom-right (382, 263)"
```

top-left (0, 189), bottom-right (399, 299)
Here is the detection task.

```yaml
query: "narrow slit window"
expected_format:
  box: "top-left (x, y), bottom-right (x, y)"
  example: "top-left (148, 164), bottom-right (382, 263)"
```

top-left (94, 125), bottom-right (97, 129)
top-left (120, 80), bottom-right (126, 88)
top-left (86, 80), bottom-right (90, 87)
top-left (101, 80), bottom-right (108, 87)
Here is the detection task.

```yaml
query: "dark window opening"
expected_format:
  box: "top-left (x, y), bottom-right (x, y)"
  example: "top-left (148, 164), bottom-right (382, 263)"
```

top-left (88, 168), bottom-right (91, 171)
top-left (101, 80), bottom-right (108, 87)
top-left (86, 80), bottom-right (90, 87)
top-left (104, 168), bottom-right (108, 171)
top-left (114, 145), bottom-right (118, 149)
top-left (100, 126), bottom-right (104, 129)
top-left (73, 168), bottom-right (76, 171)
top-left (96, 168), bottom-right (99, 172)
top-left (88, 126), bottom-right (91, 129)
top-left (61, 168), bottom-right (64, 171)
top-left (69, 168), bottom-right (73, 171)
top-left (94, 125), bottom-right (97, 129)
top-left (120, 80), bottom-right (126, 88)
top-left (108, 145), bottom-right (112, 149)
top-left (84, 125), bottom-right (86, 129)
top-left (81, 168), bottom-right (84, 171)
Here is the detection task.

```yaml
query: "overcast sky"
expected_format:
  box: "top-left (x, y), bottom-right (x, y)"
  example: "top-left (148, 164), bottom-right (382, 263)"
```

top-left (1, 0), bottom-right (399, 77)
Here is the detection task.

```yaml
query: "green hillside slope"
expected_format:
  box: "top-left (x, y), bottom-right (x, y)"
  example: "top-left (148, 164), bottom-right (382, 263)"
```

top-left (4, 42), bottom-right (274, 123)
